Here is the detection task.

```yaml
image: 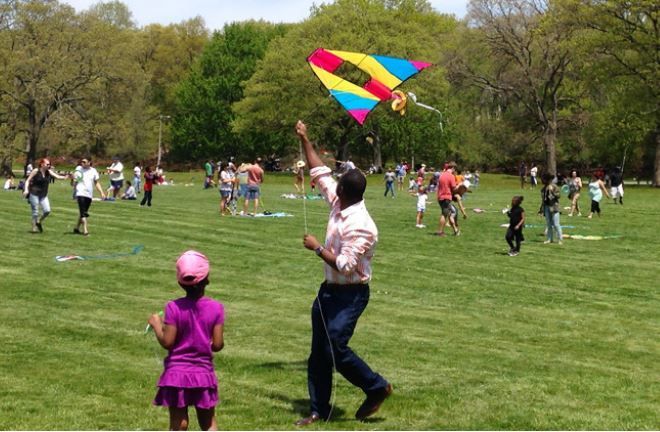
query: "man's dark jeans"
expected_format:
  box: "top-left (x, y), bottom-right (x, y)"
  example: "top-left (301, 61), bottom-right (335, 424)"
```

top-left (307, 282), bottom-right (389, 419)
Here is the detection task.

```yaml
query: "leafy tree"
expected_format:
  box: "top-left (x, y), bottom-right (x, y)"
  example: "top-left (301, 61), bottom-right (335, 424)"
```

top-left (0, 0), bottom-right (147, 167)
top-left (233, 0), bottom-right (457, 169)
top-left (557, 0), bottom-right (659, 185)
top-left (169, 20), bottom-right (290, 163)
top-left (448, 0), bottom-right (576, 176)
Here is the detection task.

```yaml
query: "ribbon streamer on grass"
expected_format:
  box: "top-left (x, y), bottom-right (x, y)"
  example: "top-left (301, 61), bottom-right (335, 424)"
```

top-left (55, 245), bottom-right (144, 262)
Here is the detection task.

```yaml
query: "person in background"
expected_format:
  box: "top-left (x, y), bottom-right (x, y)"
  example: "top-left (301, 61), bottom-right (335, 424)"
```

top-left (567, 170), bottom-right (583, 217)
top-left (383, 167), bottom-right (396, 198)
top-left (106, 156), bottom-right (124, 199)
top-left (416, 185), bottom-right (428, 228)
top-left (73, 157), bottom-right (106, 236)
top-left (587, 173), bottom-right (610, 219)
top-left (141, 166), bottom-right (158, 207)
top-left (122, 181), bottom-right (137, 200)
top-left (23, 158), bottom-right (70, 232)
top-left (436, 162), bottom-right (458, 237)
top-left (242, 158), bottom-right (264, 216)
top-left (4, 174), bottom-right (16, 190)
top-left (204, 160), bottom-right (214, 189)
top-left (539, 173), bottom-right (562, 245)
top-left (133, 162), bottom-right (142, 194)
top-left (529, 163), bottom-right (538, 189)
top-left (218, 162), bottom-right (235, 216)
top-left (609, 166), bottom-right (624, 205)
top-left (505, 196), bottom-right (525, 256)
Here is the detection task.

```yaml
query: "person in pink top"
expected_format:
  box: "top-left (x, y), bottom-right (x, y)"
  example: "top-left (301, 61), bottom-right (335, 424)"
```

top-left (242, 157), bottom-right (264, 215)
top-left (294, 120), bottom-right (392, 427)
top-left (148, 250), bottom-right (225, 431)
top-left (436, 162), bottom-right (458, 236)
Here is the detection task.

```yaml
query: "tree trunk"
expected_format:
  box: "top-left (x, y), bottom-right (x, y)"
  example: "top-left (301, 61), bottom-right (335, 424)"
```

top-left (543, 123), bottom-right (557, 176)
top-left (372, 137), bottom-right (382, 172)
top-left (653, 124), bottom-right (660, 187)
top-left (26, 102), bottom-right (38, 172)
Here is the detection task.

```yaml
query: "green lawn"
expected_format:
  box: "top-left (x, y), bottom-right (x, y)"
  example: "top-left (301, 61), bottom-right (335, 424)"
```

top-left (1, 171), bottom-right (658, 430)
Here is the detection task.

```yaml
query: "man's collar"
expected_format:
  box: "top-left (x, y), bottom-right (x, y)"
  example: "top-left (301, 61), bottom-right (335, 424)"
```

top-left (338, 200), bottom-right (364, 218)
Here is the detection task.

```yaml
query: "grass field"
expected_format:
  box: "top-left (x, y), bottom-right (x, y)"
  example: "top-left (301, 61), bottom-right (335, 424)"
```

top-left (1, 170), bottom-right (658, 430)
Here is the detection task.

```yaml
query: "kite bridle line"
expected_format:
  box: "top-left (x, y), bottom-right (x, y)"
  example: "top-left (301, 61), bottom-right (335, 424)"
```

top-left (299, 141), bottom-right (338, 422)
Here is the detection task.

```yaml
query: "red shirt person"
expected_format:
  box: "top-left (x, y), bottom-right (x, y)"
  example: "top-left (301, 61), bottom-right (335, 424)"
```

top-left (436, 163), bottom-right (458, 236)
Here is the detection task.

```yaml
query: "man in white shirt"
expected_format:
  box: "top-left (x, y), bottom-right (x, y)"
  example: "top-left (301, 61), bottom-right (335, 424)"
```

top-left (74, 158), bottom-right (105, 235)
top-left (106, 156), bottom-right (124, 199)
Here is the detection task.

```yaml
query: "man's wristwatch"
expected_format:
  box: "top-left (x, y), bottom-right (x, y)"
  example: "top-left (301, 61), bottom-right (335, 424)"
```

top-left (314, 245), bottom-right (325, 256)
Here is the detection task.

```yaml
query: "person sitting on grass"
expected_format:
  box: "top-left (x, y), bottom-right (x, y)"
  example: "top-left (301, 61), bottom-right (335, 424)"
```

top-left (122, 181), bottom-right (137, 200)
top-left (148, 250), bottom-right (225, 431)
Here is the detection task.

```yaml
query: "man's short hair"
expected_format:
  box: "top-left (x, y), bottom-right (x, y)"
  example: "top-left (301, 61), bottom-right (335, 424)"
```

top-left (339, 169), bottom-right (366, 202)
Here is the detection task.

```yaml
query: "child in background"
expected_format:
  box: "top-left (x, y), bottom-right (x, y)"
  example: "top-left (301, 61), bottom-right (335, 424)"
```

top-left (122, 181), bottom-right (136, 200)
top-left (587, 174), bottom-right (610, 219)
top-left (408, 175), bottom-right (416, 194)
top-left (148, 250), bottom-right (225, 431)
top-left (140, 166), bottom-right (157, 207)
top-left (416, 186), bottom-right (428, 228)
top-left (505, 196), bottom-right (525, 256)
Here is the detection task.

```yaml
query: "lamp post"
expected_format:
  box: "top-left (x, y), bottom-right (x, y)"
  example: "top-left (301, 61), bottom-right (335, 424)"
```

top-left (157, 115), bottom-right (171, 167)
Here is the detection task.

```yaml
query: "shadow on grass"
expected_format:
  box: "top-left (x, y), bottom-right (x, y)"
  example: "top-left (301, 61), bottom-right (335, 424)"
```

top-left (264, 389), bottom-right (348, 420)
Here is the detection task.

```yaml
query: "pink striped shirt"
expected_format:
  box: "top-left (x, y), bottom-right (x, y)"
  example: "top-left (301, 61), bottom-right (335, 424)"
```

top-left (310, 166), bottom-right (378, 284)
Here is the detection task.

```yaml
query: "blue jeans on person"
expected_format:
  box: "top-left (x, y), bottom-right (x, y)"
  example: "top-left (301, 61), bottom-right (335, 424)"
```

top-left (307, 282), bottom-right (389, 420)
top-left (384, 181), bottom-right (395, 197)
top-left (544, 206), bottom-right (563, 242)
top-left (28, 194), bottom-right (50, 222)
top-left (133, 176), bottom-right (141, 193)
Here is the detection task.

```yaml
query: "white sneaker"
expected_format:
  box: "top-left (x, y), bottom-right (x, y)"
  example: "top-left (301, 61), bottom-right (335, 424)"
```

top-left (543, 240), bottom-right (551, 244)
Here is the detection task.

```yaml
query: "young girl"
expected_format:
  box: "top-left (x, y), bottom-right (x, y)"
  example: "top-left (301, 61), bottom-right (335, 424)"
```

top-left (505, 196), bottom-right (525, 256)
top-left (140, 166), bottom-right (157, 207)
top-left (416, 186), bottom-right (428, 228)
top-left (148, 250), bottom-right (225, 431)
top-left (587, 174), bottom-right (610, 219)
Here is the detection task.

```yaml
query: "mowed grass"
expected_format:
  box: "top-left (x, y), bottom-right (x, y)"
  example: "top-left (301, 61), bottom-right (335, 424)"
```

top-left (1, 171), bottom-right (658, 430)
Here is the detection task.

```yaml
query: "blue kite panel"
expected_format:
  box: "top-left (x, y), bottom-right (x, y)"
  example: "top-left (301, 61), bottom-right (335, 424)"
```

top-left (372, 55), bottom-right (419, 81)
top-left (330, 90), bottom-right (379, 111)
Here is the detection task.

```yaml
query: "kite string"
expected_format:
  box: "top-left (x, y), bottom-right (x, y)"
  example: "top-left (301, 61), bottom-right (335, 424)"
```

top-left (299, 141), bottom-right (337, 422)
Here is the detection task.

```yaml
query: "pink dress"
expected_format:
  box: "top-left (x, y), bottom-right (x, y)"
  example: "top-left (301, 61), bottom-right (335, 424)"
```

top-left (153, 296), bottom-right (225, 409)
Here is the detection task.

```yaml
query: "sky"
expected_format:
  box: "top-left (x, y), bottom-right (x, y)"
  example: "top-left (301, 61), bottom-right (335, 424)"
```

top-left (62, 0), bottom-right (467, 31)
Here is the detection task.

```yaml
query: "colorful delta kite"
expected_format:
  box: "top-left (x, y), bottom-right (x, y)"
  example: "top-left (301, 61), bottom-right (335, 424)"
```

top-left (307, 48), bottom-right (431, 125)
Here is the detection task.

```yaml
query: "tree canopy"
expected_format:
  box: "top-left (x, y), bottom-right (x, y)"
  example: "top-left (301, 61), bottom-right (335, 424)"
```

top-left (0, 0), bottom-right (657, 184)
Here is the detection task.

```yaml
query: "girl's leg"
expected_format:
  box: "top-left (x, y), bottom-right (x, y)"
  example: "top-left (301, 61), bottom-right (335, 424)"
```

top-left (515, 230), bottom-right (522, 252)
top-left (505, 228), bottom-right (515, 250)
top-left (140, 193), bottom-right (147, 206)
top-left (147, 191), bottom-right (153, 206)
top-left (544, 207), bottom-right (553, 242)
top-left (553, 212), bottom-right (563, 242)
top-left (195, 407), bottom-right (217, 431)
top-left (168, 406), bottom-right (189, 431)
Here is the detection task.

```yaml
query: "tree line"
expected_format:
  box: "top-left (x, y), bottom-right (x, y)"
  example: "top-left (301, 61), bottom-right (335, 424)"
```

top-left (1, 0), bottom-right (657, 185)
